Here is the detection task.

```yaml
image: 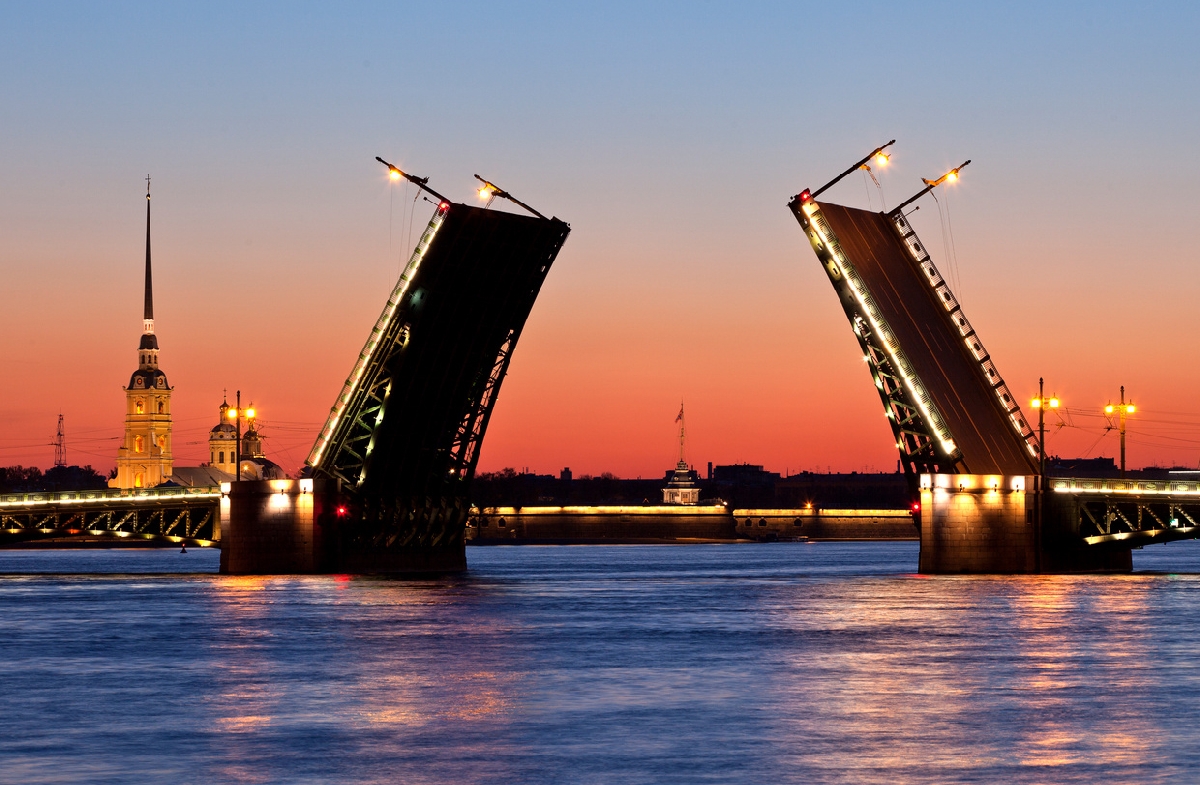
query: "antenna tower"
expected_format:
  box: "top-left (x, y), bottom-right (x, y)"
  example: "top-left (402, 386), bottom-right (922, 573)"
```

top-left (53, 413), bottom-right (66, 467)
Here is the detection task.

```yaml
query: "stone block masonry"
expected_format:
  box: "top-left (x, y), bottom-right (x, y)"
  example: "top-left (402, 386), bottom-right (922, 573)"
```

top-left (918, 474), bottom-right (1131, 573)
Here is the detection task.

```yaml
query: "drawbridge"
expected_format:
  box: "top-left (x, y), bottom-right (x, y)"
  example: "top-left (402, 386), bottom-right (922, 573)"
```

top-left (788, 147), bottom-right (1039, 488)
top-left (788, 143), bottom-right (1200, 566)
top-left (237, 161), bottom-right (570, 572)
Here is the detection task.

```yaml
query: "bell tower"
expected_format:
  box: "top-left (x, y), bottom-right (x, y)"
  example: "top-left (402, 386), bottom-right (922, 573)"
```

top-left (209, 396), bottom-right (238, 476)
top-left (112, 177), bottom-right (174, 489)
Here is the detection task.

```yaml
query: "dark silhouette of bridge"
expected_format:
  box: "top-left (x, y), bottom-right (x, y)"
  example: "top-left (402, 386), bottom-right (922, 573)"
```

top-left (789, 142), bottom-right (1200, 572)
top-left (221, 162), bottom-right (569, 573)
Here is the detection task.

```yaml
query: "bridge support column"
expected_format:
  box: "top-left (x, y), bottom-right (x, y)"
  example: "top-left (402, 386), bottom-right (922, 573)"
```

top-left (220, 479), bottom-right (324, 574)
top-left (918, 474), bottom-right (1131, 573)
top-left (220, 479), bottom-right (467, 575)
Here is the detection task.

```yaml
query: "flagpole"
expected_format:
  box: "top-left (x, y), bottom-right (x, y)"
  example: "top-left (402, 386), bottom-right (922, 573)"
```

top-left (677, 401), bottom-right (685, 463)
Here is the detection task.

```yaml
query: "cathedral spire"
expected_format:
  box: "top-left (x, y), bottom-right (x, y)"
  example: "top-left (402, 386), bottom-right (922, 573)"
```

top-left (144, 174), bottom-right (154, 333)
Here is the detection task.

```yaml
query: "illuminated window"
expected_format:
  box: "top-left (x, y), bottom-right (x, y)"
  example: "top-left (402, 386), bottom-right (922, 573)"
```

top-left (135, 436), bottom-right (144, 453)
top-left (134, 473), bottom-right (144, 488)
top-left (136, 400), bottom-right (144, 414)
top-left (157, 436), bottom-right (166, 451)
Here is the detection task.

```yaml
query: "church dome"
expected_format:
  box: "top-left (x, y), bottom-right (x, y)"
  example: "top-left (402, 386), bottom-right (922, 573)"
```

top-left (138, 333), bottom-right (159, 350)
top-left (210, 422), bottom-right (236, 436)
top-left (128, 368), bottom-right (170, 390)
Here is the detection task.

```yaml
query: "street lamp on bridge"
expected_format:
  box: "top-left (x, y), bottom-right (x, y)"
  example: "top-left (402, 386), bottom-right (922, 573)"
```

top-left (1030, 379), bottom-right (1060, 564)
top-left (1105, 386), bottom-right (1135, 478)
top-left (224, 390), bottom-right (257, 482)
top-left (1030, 378), bottom-right (1060, 479)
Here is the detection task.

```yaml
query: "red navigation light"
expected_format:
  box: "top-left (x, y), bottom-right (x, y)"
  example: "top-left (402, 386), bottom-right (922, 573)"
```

top-left (798, 189), bottom-right (811, 202)
top-left (336, 505), bottom-right (348, 517)
top-left (911, 501), bottom-right (921, 513)
top-left (438, 201), bottom-right (449, 210)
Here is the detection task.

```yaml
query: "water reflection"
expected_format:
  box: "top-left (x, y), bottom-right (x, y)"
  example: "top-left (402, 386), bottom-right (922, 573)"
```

top-left (3, 542), bottom-right (1200, 783)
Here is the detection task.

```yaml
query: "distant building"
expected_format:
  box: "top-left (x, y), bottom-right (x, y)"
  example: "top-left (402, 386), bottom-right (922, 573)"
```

top-left (774, 471), bottom-right (908, 510)
top-left (209, 398), bottom-right (239, 475)
top-left (238, 422), bottom-right (285, 480)
top-left (169, 465), bottom-right (233, 488)
top-left (712, 463), bottom-right (781, 486)
top-left (1048, 457), bottom-right (1118, 476)
top-left (662, 461), bottom-right (702, 504)
top-left (111, 181), bottom-right (173, 490)
top-left (205, 397), bottom-right (285, 481)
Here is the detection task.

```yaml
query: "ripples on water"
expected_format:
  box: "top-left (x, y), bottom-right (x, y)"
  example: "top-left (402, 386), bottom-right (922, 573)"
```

top-left (2, 542), bottom-right (1200, 784)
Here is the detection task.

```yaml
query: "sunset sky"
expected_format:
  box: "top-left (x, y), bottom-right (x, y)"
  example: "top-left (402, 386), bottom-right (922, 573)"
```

top-left (3, 3), bottom-right (1199, 478)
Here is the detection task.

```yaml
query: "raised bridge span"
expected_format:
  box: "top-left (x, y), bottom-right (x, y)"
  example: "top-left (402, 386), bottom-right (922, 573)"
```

top-left (221, 163), bottom-right (570, 574)
top-left (789, 142), bottom-right (1200, 572)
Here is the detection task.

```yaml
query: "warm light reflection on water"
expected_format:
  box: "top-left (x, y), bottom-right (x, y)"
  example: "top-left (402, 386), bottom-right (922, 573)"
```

top-left (3, 543), bottom-right (1200, 783)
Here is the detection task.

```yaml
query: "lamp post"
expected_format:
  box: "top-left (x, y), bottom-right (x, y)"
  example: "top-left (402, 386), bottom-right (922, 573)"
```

top-left (224, 391), bottom-right (257, 482)
top-left (1030, 378), bottom-right (1060, 479)
top-left (1029, 379), bottom-right (1060, 571)
top-left (1105, 386), bottom-right (1135, 478)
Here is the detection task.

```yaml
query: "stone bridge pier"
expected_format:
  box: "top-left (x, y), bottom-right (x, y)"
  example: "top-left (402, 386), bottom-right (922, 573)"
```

top-left (918, 474), bottom-right (1131, 574)
top-left (220, 479), bottom-right (466, 575)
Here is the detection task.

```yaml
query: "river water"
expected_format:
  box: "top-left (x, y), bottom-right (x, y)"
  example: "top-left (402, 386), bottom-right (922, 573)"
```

top-left (2, 541), bottom-right (1200, 784)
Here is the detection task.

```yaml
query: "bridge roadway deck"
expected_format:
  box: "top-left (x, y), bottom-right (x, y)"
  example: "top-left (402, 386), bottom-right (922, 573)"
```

top-left (817, 202), bottom-right (1035, 476)
top-left (0, 486), bottom-right (221, 547)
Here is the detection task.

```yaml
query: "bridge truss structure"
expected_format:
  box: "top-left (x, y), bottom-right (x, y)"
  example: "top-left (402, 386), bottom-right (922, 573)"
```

top-left (305, 185), bottom-right (569, 564)
top-left (0, 487), bottom-right (220, 546)
top-left (1051, 477), bottom-right (1200, 548)
top-left (788, 150), bottom-right (1039, 497)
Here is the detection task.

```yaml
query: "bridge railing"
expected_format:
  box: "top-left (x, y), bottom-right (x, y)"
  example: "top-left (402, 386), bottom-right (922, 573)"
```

top-left (1051, 478), bottom-right (1200, 495)
top-left (890, 211), bottom-right (1039, 462)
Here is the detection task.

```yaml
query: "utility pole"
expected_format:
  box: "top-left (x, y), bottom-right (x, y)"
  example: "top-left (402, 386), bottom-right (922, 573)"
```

top-left (235, 390), bottom-right (242, 482)
top-left (1120, 386), bottom-right (1128, 478)
top-left (53, 414), bottom-right (66, 467)
top-left (1038, 379), bottom-right (1044, 478)
top-left (1030, 379), bottom-right (1060, 570)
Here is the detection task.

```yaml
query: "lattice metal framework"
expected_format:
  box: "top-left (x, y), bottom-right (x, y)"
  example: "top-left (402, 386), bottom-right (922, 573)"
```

top-left (305, 199), bottom-right (569, 557)
top-left (0, 489), bottom-right (219, 545)
top-left (1051, 477), bottom-right (1200, 547)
